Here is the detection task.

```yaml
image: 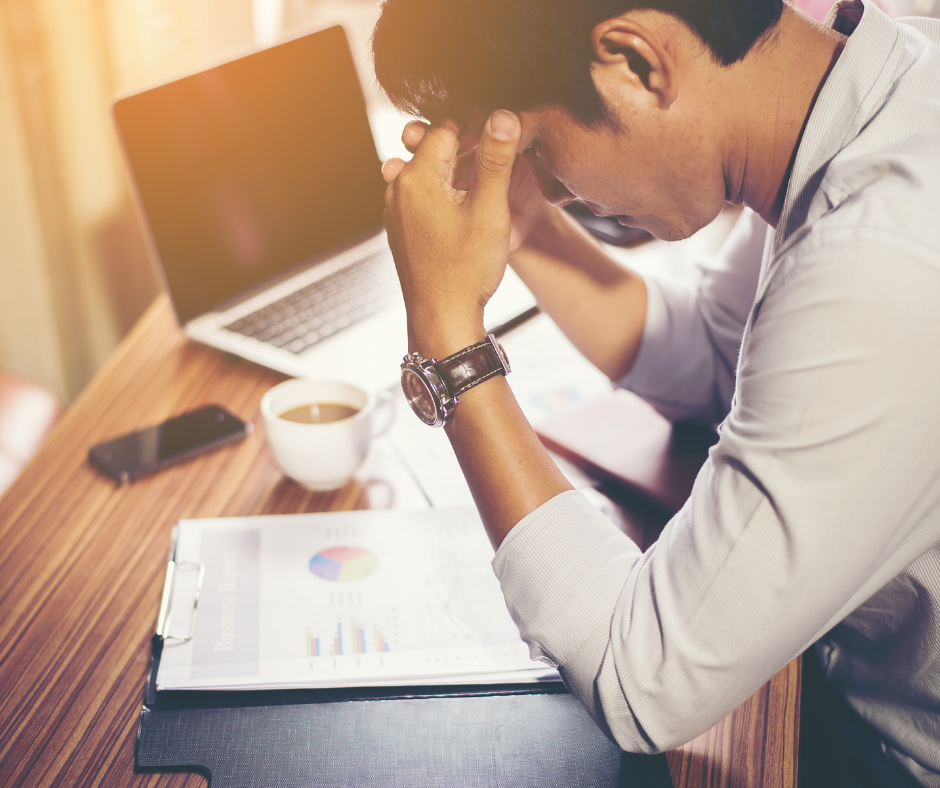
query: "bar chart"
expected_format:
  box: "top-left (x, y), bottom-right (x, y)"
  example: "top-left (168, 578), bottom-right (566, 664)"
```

top-left (307, 619), bottom-right (393, 657)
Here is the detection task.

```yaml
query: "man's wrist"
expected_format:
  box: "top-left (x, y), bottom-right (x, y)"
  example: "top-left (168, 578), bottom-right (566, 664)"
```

top-left (409, 319), bottom-right (487, 361)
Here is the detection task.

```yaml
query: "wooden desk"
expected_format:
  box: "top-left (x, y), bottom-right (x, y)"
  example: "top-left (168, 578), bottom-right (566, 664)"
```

top-left (0, 295), bottom-right (799, 787)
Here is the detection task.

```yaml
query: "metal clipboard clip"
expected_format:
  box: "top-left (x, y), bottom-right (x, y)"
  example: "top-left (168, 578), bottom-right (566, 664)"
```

top-left (155, 559), bottom-right (206, 643)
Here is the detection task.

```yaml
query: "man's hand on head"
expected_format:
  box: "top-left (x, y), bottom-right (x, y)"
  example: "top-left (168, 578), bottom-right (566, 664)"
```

top-left (396, 117), bottom-right (550, 256)
top-left (381, 111), bottom-right (522, 358)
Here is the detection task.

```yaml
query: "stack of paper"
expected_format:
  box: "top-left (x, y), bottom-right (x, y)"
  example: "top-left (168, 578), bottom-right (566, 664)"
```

top-left (157, 508), bottom-right (559, 691)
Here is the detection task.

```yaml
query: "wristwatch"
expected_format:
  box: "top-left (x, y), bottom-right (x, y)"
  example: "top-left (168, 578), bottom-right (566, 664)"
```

top-left (400, 334), bottom-right (511, 427)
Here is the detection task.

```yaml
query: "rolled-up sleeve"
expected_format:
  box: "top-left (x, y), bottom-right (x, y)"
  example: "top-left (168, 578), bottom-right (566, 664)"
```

top-left (618, 209), bottom-right (770, 424)
top-left (495, 232), bottom-right (940, 753)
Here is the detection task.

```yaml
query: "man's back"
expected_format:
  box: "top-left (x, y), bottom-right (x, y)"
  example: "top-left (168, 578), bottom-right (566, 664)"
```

top-left (785, 9), bottom-right (940, 782)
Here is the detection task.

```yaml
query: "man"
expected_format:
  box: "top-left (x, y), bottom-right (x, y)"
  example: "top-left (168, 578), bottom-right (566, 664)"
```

top-left (372, 0), bottom-right (940, 784)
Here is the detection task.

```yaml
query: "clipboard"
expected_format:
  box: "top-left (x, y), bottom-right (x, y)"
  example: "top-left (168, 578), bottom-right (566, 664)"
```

top-left (134, 533), bottom-right (674, 787)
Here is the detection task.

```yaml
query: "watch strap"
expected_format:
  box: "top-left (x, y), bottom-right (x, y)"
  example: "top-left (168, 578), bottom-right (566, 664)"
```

top-left (436, 335), bottom-right (509, 397)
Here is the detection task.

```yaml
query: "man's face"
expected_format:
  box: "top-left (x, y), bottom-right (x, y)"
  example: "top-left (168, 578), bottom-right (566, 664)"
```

top-left (516, 84), bottom-right (728, 242)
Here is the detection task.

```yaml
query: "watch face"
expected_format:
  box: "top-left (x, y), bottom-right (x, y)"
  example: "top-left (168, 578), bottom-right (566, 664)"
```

top-left (401, 367), bottom-right (439, 425)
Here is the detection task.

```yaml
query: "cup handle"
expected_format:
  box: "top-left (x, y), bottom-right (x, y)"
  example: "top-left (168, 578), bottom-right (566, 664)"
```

top-left (372, 389), bottom-right (396, 439)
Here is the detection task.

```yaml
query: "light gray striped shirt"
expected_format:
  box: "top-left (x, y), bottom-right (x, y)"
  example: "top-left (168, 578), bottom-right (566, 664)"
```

top-left (492, 2), bottom-right (940, 783)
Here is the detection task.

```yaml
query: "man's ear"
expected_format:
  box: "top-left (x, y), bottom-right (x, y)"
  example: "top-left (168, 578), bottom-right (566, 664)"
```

top-left (590, 15), bottom-right (678, 109)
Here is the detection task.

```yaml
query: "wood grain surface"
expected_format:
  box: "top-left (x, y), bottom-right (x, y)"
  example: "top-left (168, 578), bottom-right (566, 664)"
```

top-left (0, 295), bottom-right (799, 787)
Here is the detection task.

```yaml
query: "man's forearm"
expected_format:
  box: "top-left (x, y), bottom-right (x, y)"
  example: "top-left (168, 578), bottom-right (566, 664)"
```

top-left (444, 374), bottom-right (573, 549)
top-left (510, 207), bottom-right (648, 381)
top-left (382, 113), bottom-right (600, 547)
top-left (407, 313), bottom-right (572, 549)
top-left (422, 207), bottom-right (647, 548)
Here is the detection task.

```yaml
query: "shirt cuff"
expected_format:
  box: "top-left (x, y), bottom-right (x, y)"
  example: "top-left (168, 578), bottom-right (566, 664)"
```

top-left (492, 490), bottom-right (642, 669)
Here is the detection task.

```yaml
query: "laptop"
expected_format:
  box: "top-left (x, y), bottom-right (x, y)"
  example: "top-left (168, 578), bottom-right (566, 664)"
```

top-left (113, 24), bottom-right (534, 392)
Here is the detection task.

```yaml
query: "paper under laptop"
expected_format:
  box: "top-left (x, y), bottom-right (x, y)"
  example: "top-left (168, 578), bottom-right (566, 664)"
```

top-left (156, 508), bottom-right (558, 691)
top-left (113, 24), bottom-right (534, 393)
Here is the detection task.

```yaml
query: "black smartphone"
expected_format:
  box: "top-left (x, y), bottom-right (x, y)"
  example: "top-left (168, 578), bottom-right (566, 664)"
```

top-left (88, 405), bottom-right (252, 482)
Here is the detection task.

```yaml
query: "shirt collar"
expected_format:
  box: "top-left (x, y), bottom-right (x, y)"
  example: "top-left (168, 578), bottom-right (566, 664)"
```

top-left (774, 0), bottom-right (904, 251)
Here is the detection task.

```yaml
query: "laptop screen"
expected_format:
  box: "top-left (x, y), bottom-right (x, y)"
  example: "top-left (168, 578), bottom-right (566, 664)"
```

top-left (114, 26), bottom-right (387, 325)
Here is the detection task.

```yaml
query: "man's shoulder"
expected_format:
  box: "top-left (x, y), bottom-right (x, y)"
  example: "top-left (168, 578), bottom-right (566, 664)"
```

top-left (816, 15), bottom-right (940, 261)
top-left (769, 172), bottom-right (940, 303)
top-left (813, 60), bottom-right (940, 270)
top-left (897, 14), bottom-right (940, 46)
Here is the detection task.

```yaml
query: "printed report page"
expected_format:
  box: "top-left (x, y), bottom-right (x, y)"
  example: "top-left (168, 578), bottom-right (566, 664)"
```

top-left (156, 508), bottom-right (557, 691)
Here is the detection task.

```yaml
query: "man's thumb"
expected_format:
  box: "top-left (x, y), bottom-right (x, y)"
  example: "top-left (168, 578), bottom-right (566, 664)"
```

top-left (472, 110), bottom-right (520, 209)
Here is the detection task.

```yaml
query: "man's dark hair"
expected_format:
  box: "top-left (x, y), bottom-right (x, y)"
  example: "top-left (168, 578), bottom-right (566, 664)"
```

top-left (372, 0), bottom-right (783, 125)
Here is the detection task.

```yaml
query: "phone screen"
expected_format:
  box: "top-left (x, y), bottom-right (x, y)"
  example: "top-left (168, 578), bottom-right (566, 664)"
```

top-left (89, 405), bottom-right (250, 481)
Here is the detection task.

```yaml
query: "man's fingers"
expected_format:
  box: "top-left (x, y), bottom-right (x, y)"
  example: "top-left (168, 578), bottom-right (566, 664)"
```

top-left (472, 111), bottom-right (521, 211)
top-left (382, 208), bottom-right (398, 253)
top-left (382, 158), bottom-right (407, 184)
top-left (402, 121), bottom-right (428, 154)
top-left (457, 131), bottom-right (479, 155)
top-left (409, 119), bottom-right (461, 182)
top-left (453, 149), bottom-right (477, 191)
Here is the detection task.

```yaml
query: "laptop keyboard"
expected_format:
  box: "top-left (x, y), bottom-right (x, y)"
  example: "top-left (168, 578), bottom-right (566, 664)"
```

top-left (223, 253), bottom-right (399, 354)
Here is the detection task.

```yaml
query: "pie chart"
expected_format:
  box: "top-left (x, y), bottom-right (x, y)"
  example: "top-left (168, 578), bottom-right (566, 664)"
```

top-left (309, 546), bottom-right (378, 582)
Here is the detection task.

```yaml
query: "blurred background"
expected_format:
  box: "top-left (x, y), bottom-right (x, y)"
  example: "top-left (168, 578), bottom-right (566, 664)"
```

top-left (0, 0), bottom-right (384, 404)
top-left (0, 0), bottom-right (937, 405)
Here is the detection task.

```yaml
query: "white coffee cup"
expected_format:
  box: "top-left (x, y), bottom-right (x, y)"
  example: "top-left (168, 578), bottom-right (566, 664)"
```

top-left (260, 379), bottom-right (395, 491)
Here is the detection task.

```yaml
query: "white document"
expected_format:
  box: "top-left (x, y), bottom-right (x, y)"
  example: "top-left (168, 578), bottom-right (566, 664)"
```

top-left (157, 508), bottom-right (558, 691)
